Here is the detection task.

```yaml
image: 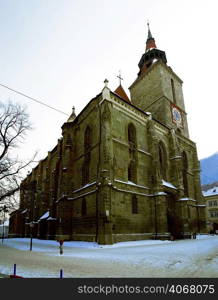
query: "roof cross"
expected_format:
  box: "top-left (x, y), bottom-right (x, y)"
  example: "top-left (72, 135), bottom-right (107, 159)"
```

top-left (117, 70), bottom-right (123, 85)
top-left (147, 20), bottom-right (150, 29)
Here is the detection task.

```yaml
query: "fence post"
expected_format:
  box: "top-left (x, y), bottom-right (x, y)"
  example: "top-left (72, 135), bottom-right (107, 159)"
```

top-left (13, 264), bottom-right (16, 276)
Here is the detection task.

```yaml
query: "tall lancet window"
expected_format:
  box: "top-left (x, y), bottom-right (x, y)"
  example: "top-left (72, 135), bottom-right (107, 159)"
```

top-left (82, 163), bottom-right (89, 185)
top-left (182, 151), bottom-right (189, 197)
top-left (171, 79), bottom-right (176, 104)
top-left (128, 123), bottom-right (136, 146)
top-left (158, 141), bottom-right (167, 180)
top-left (81, 198), bottom-right (87, 216)
top-left (84, 126), bottom-right (92, 151)
top-left (132, 195), bottom-right (138, 214)
top-left (82, 126), bottom-right (92, 185)
top-left (127, 123), bottom-right (137, 183)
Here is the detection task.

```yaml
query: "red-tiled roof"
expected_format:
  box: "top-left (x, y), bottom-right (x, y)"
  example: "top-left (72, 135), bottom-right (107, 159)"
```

top-left (114, 84), bottom-right (131, 103)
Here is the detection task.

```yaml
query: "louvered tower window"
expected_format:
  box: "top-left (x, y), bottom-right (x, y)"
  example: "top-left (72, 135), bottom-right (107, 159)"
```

top-left (171, 79), bottom-right (176, 104)
top-left (158, 141), bottom-right (167, 180)
top-left (182, 151), bottom-right (189, 197)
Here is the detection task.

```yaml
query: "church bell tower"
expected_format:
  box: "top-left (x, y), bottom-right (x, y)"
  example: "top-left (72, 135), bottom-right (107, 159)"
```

top-left (129, 23), bottom-right (189, 138)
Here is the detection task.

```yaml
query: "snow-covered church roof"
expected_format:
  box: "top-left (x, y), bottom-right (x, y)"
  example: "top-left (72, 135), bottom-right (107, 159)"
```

top-left (203, 187), bottom-right (218, 197)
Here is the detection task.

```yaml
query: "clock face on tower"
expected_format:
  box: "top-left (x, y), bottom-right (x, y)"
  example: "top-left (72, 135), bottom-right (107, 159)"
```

top-left (171, 105), bottom-right (183, 127)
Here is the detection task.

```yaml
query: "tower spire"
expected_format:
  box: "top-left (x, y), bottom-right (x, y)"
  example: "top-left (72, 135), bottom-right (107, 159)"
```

top-left (147, 21), bottom-right (153, 40)
top-left (133, 22), bottom-right (167, 78)
top-left (146, 21), bottom-right (157, 51)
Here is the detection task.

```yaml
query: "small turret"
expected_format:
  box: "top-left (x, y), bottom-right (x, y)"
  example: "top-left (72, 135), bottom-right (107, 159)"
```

top-left (67, 106), bottom-right (76, 122)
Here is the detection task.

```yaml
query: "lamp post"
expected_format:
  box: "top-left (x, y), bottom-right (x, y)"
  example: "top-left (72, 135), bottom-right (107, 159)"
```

top-left (29, 184), bottom-right (37, 251)
top-left (1, 205), bottom-right (8, 244)
top-left (29, 222), bottom-right (34, 251)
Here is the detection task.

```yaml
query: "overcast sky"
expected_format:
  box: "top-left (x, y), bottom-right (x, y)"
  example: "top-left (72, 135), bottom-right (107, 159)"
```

top-left (0, 0), bottom-right (217, 167)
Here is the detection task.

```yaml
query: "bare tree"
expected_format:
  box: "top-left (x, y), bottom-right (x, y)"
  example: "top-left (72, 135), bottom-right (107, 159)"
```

top-left (0, 101), bottom-right (36, 211)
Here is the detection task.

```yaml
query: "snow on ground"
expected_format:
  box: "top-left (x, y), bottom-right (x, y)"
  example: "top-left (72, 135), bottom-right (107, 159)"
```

top-left (0, 235), bottom-right (218, 278)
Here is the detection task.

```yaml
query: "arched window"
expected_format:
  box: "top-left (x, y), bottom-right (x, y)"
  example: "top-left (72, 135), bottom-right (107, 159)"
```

top-left (177, 128), bottom-right (182, 135)
top-left (66, 134), bottom-right (72, 146)
top-left (128, 161), bottom-right (136, 182)
top-left (128, 123), bottom-right (136, 146)
top-left (187, 206), bottom-right (191, 219)
top-left (132, 195), bottom-right (138, 214)
top-left (84, 126), bottom-right (92, 151)
top-left (127, 123), bottom-right (137, 183)
top-left (158, 141), bottom-right (167, 180)
top-left (82, 163), bottom-right (89, 185)
top-left (82, 126), bottom-right (92, 185)
top-left (182, 151), bottom-right (189, 196)
top-left (171, 79), bottom-right (176, 104)
top-left (81, 198), bottom-right (87, 216)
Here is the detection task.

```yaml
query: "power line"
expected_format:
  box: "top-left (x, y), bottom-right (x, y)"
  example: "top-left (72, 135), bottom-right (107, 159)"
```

top-left (0, 83), bottom-right (69, 116)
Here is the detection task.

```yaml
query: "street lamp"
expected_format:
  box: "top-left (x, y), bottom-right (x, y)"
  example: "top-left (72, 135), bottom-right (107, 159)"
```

top-left (29, 222), bottom-right (34, 251)
top-left (1, 205), bottom-right (8, 244)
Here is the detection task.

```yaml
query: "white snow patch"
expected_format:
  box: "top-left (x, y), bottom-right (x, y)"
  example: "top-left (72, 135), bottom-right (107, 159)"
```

top-left (0, 220), bottom-right (9, 226)
top-left (162, 180), bottom-right (177, 189)
top-left (1, 235), bottom-right (218, 278)
top-left (115, 179), bottom-right (148, 189)
top-left (178, 198), bottom-right (196, 202)
top-left (73, 182), bottom-right (96, 193)
top-left (39, 211), bottom-right (49, 220)
top-left (203, 186), bottom-right (218, 196)
top-left (154, 192), bottom-right (167, 196)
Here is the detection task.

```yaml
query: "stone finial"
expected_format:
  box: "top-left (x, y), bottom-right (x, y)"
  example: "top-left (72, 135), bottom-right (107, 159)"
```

top-left (102, 78), bottom-right (111, 100)
top-left (104, 79), bottom-right (109, 87)
top-left (67, 106), bottom-right (76, 122)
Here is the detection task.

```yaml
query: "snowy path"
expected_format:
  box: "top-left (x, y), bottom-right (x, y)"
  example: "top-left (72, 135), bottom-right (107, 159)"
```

top-left (0, 235), bottom-right (218, 278)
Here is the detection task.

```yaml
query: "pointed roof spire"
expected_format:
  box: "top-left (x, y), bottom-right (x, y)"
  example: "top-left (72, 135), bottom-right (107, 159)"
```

top-left (114, 84), bottom-right (130, 103)
top-left (147, 21), bottom-right (153, 40)
top-left (146, 21), bottom-right (157, 51)
top-left (114, 71), bottom-right (130, 103)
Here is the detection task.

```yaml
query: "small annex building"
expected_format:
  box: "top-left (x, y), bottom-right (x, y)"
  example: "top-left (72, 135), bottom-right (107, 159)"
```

top-left (203, 187), bottom-right (218, 233)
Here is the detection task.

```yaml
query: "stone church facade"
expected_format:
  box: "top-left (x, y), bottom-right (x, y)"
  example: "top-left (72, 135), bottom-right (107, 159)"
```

top-left (9, 25), bottom-right (206, 244)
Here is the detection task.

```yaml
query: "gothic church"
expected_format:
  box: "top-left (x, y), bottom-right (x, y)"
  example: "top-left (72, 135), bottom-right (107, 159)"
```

top-left (9, 25), bottom-right (206, 244)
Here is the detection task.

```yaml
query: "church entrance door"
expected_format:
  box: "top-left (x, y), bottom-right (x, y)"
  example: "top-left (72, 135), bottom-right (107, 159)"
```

top-left (38, 219), bottom-right (48, 239)
top-left (166, 193), bottom-right (182, 239)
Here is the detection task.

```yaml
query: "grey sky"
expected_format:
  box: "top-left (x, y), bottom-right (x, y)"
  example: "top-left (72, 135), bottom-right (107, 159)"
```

top-left (0, 0), bottom-right (217, 165)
